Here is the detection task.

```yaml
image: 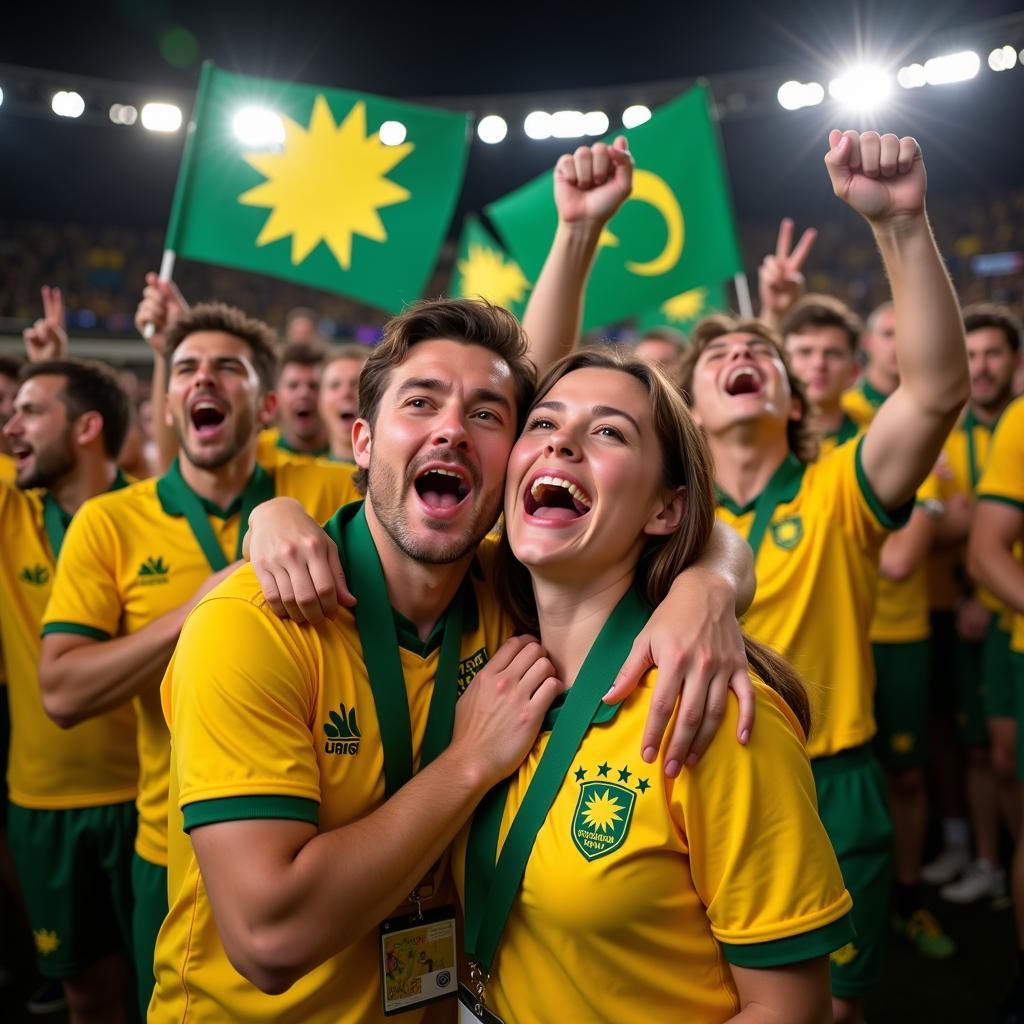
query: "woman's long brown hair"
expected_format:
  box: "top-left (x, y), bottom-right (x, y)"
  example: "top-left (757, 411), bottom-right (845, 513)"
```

top-left (493, 347), bottom-right (811, 737)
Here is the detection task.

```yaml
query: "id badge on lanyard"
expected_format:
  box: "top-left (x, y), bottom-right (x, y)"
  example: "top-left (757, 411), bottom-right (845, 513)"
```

top-left (379, 902), bottom-right (458, 1016)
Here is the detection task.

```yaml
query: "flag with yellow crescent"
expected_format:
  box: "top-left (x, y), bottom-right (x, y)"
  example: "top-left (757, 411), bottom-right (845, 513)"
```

top-left (162, 63), bottom-right (470, 313)
top-left (450, 215), bottom-right (531, 318)
top-left (486, 84), bottom-right (741, 330)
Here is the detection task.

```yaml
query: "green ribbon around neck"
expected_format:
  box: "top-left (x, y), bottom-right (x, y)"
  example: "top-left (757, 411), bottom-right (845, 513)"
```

top-left (718, 454), bottom-right (806, 560)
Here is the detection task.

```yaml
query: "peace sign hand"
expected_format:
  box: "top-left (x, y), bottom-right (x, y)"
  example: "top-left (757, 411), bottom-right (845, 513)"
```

top-left (825, 130), bottom-right (926, 225)
top-left (23, 286), bottom-right (69, 362)
top-left (758, 218), bottom-right (817, 327)
top-left (554, 136), bottom-right (634, 229)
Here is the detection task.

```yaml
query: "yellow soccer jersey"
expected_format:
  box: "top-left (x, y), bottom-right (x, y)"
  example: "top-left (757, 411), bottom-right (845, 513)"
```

top-left (841, 377), bottom-right (890, 429)
top-left (256, 426), bottom-right (327, 468)
top-left (978, 397), bottom-right (1024, 653)
top-left (150, 507), bottom-right (512, 1024)
top-left (452, 677), bottom-right (852, 1024)
top-left (0, 451), bottom-right (15, 485)
top-left (816, 411), bottom-right (860, 460)
top-left (41, 458), bottom-right (358, 865)
top-left (0, 481), bottom-right (138, 809)
top-left (717, 438), bottom-right (907, 759)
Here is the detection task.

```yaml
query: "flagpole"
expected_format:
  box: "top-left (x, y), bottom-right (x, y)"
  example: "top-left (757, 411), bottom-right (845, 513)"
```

top-left (142, 249), bottom-right (177, 339)
top-left (733, 271), bottom-right (753, 317)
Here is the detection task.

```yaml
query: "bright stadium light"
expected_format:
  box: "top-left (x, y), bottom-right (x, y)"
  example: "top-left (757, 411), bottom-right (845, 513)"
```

top-left (52, 90), bottom-right (85, 118)
top-left (924, 50), bottom-right (980, 85)
top-left (0, 86), bottom-right (4, 110)
top-left (109, 103), bottom-right (138, 126)
top-left (233, 106), bottom-right (285, 147)
top-left (379, 120), bottom-right (407, 146)
top-left (141, 102), bottom-right (182, 132)
top-left (828, 66), bottom-right (892, 110)
top-left (583, 110), bottom-right (609, 136)
top-left (524, 110), bottom-right (552, 140)
top-left (897, 63), bottom-right (927, 88)
top-left (622, 104), bottom-right (651, 128)
top-left (476, 114), bottom-right (508, 144)
top-left (550, 110), bottom-right (586, 138)
top-left (988, 45), bottom-right (1017, 71)
top-left (777, 80), bottom-right (824, 110)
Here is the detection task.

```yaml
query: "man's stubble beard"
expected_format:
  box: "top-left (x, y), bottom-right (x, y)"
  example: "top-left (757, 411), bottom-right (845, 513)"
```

top-left (16, 427), bottom-right (76, 491)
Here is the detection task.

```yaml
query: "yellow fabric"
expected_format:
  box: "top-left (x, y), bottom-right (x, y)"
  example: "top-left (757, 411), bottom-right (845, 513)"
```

top-left (840, 384), bottom-right (879, 429)
top-left (0, 483), bottom-right (138, 809)
top-left (452, 677), bottom-right (851, 1024)
top-left (150, 563), bottom-right (512, 1024)
top-left (41, 461), bottom-right (358, 864)
top-left (256, 426), bottom-right (321, 468)
top-left (0, 452), bottom-right (15, 485)
top-left (977, 398), bottom-right (1024, 652)
top-left (716, 442), bottom-right (890, 758)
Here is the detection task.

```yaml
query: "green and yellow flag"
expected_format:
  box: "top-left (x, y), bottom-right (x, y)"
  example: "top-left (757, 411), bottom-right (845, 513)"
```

top-left (486, 84), bottom-right (741, 330)
top-left (450, 215), bottom-right (531, 318)
top-left (635, 279), bottom-right (730, 334)
top-left (165, 63), bottom-right (470, 313)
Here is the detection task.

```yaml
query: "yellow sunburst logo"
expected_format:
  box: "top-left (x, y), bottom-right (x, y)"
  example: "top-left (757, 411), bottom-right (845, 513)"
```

top-left (660, 287), bottom-right (707, 323)
top-left (238, 96), bottom-right (413, 270)
top-left (830, 942), bottom-right (858, 966)
top-left (581, 789), bottom-right (626, 833)
top-left (34, 929), bottom-right (60, 956)
top-left (456, 244), bottom-right (529, 309)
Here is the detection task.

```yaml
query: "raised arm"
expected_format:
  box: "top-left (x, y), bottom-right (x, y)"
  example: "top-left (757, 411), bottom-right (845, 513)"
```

top-left (827, 130), bottom-right (969, 510)
top-left (521, 137), bottom-right (633, 373)
top-left (757, 218), bottom-right (817, 332)
top-left (23, 286), bottom-right (69, 362)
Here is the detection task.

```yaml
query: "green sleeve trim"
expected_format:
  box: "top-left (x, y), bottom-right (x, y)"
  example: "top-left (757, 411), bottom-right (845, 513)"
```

top-left (182, 795), bottom-right (319, 832)
top-left (853, 435), bottom-right (913, 530)
top-left (722, 913), bottom-right (855, 968)
top-left (977, 493), bottom-right (1024, 511)
top-left (40, 621), bottom-right (110, 642)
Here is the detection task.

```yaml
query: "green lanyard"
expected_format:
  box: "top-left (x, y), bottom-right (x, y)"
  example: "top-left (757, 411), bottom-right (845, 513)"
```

top-left (742, 454), bottom-right (806, 560)
top-left (336, 503), bottom-right (468, 798)
top-left (462, 586), bottom-right (651, 975)
top-left (963, 410), bottom-right (981, 493)
top-left (160, 459), bottom-right (276, 571)
top-left (42, 470), bottom-right (129, 560)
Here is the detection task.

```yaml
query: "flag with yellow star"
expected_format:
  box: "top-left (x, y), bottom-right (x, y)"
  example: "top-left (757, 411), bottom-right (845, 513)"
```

top-left (163, 63), bottom-right (470, 312)
top-left (486, 84), bottom-right (741, 330)
top-left (634, 279), bottom-right (729, 334)
top-left (450, 215), bottom-right (531, 318)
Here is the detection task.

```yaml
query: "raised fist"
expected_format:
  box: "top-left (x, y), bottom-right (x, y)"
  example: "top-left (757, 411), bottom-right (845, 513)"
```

top-left (554, 136), bottom-right (634, 229)
top-left (824, 130), bottom-right (926, 224)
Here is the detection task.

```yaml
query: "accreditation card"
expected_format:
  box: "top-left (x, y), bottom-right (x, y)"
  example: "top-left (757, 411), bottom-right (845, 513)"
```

top-left (379, 905), bottom-right (458, 1016)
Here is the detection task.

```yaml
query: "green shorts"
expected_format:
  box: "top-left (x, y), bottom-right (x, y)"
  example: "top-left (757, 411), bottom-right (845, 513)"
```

top-left (983, 620), bottom-right (1015, 719)
top-left (955, 637), bottom-right (988, 748)
top-left (872, 640), bottom-right (931, 771)
top-left (132, 852), bottom-right (168, 1022)
top-left (7, 800), bottom-right (135, 978)
top-left (812, 744), bottom-right (894, 1000)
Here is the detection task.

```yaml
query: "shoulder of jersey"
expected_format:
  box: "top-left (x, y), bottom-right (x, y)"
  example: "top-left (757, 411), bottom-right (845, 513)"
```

top-left (79, 475), bottom-right (159, 514)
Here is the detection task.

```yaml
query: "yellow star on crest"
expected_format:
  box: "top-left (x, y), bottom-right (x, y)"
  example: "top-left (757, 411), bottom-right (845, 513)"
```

top-left (456, 243), bottom-right (529, 309)
top-left (660, 287), bottom-right (707, 323)
top-left (238, 96), bottom-right (413, 270)
top-left (581, 789), bottom-right (625, 833)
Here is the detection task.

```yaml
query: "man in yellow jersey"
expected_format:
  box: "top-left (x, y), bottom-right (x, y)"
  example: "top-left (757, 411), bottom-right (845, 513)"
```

top-left (967, 314), bottom-right (1024, 1024)
top-left (0, 355), bottom-right (22, 483)
top-left (926, 305), bottom-right (1022, 906)
top-left (781, 294), bottom-right (863, 455)
top-left (678, 129), bottom-right (969, 1023)
top-left (256, 342), bottom-right (330, 466)
top-left (36, 304), bottom-right (361, 1018)
top-left (2, 358), bottom-right (139, 1023)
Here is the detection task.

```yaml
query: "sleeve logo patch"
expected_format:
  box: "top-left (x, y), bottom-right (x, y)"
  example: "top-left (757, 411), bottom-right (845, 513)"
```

top-left (323, 702), bottom-right (361, 755)
top-left (19, 564), bottom-right (50, 586)
top-left (137, 556), bottom-right (171, 585)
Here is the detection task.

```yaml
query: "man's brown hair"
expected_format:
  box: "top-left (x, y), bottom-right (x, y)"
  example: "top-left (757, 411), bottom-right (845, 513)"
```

top-left (780, 294), bottom-right (864, 353)
top-left (964, 302), bottom-right (1022, 354)
top-left (279, 341), bottom-right (327, 373)
top-left (163, 303), bottom-right (280, 392)
top-left (676, 314), bottom-right (819, 464)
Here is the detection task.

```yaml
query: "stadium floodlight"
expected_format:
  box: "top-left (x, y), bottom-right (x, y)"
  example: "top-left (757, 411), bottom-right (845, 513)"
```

top-left (0, 86), bottom-right (4, 110)
top-left (988, 45), bottom-right (1018, 71)
top-left (828, 66), bottom-right (892, 110)
top-left (476, 114), bottom-right (508, 144)
top-left (52, 90), bottom-right (85, 118)
top-left (583, 111), bottom-right (610, 136)
top-left (232, 106), bottom-right (285, 148)
top-left (378, 120), bottom-right (407, 146)
top-left (550, 110), bottom-right (586, 138)
top-left (109, 103), bottom-right (138, 126)
top-left (897, 64), bottom-right (927, 88)
top-left (622, 104), bottom-right (651, 128)
top-left (924, 50), bottom-right (980, 85)
top-left (524, 110), bottom-right (552, 140)
top-left (777, 80), bottom-right (825, 111)
top-left (141, 102), bottom-right (182, 132)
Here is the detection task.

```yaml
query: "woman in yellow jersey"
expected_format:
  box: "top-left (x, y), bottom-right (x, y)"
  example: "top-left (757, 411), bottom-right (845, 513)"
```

top-left (455, 348), bottom-right (853, 1024)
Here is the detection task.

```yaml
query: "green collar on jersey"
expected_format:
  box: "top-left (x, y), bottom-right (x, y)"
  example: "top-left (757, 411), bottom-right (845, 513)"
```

top-left (42, 469), bottom-right (129, 561)
top-left (826, 412), bottom-right (859, 446)
top-left (859, 377), bottom-right (890, 409)
top-left (276, 433), bottom-right (329, 457)
top-left (716, 453), bottom-right (806, 560)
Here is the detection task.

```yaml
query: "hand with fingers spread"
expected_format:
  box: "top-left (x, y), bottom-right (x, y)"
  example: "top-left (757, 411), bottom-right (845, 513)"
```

top-left (245, 497), bottom-right (354, 623)
top-left (824, 129), bottom-right (926, 225)
top-left (449, 635), bottom-right (563, 787)
top-left (23, 286), bottom-right (69, 362)
top-left (135, 271), bottom-right (189, 356)
top-left (758, 218), bottom-right (817, 328)
top-left (554, 136), bottom-right (634, 229)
